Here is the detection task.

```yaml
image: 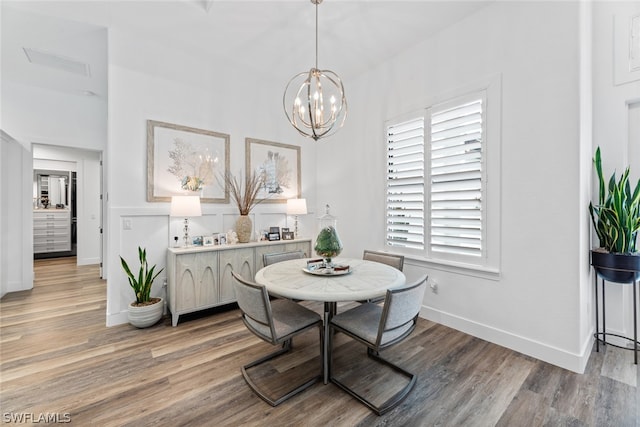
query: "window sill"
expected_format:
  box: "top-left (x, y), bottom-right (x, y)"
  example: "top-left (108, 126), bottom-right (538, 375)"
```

top-left (404, 255), bottom-right (501, 281)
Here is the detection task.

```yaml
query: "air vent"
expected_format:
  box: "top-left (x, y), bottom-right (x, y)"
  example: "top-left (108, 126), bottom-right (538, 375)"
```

top-left (23, 47), bottom-right (91, 77)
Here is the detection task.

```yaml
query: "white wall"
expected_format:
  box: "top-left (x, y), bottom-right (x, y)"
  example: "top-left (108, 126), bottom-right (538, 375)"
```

top-left (317, 1), bottom-right (589, 372)
top-left (592, 1), bottom-right (640, 346)
top-left (105, 28), bottom-right (318, 325)
top-left (0, 131), bottom-right (33, 297)
top-left (1, 81), bottom-right (106, 151)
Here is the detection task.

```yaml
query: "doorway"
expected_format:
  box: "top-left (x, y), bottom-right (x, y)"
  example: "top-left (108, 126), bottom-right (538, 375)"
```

top-left (32, 144), bottom-right (103, 274)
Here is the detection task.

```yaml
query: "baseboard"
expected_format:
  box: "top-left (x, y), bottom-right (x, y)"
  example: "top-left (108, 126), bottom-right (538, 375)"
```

top-left (420, 306), bottom-right (592, 374)
top-left (77, 257), bottom-right (100, 266)
top-left (106, 311), bottom-right (129, 327)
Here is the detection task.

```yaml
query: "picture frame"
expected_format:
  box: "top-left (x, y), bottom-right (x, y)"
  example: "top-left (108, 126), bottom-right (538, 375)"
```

top-left (192, 236), bottom-right (203, 246)
top-left (246, 138), bottom-right (301, 203)
top-left (203, 235), bottom-right (214, 246)
top-left (268, 232), bottom-right (281, 241)
top-left (218, 233), bottom-right (227, 245)
top-left (282, 231), bottom-right (295, 240)
top-left (147, 120), bottom-right (230, 203)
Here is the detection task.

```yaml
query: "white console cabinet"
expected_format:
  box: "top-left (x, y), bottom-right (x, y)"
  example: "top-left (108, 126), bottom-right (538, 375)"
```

top-left (166, 239), bottom-right (311, 326)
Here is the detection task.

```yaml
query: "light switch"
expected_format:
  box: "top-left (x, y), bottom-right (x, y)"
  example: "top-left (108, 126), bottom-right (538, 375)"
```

top-left (123, 219), bottom-right (132, 230)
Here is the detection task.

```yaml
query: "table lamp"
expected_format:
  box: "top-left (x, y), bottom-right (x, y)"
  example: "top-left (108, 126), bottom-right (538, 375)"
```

top-left (170, 195), bottom-right (202, 247)
top-left (286, 198), bottom-right (307, 238)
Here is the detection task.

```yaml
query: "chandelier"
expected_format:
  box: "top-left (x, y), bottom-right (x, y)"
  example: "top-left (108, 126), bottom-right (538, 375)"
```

top-left (283, 0), bottom-right (347, 141)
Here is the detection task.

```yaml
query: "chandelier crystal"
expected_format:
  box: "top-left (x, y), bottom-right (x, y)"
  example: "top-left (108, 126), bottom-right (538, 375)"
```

top-left (283, 0), bottom-right (347, 141)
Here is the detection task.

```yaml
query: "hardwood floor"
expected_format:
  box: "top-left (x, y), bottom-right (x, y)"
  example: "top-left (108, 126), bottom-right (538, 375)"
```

top-left (1, 257), bottom-right (637, 426)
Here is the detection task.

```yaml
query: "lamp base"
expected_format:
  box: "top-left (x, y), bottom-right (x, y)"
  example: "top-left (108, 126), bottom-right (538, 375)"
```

top-left (182, 218), bottom-right (190, 247)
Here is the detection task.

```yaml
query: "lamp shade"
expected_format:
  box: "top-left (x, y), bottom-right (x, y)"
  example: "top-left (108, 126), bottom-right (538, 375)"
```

top-left (170, 196), bottom-right (202, 217)
top-left (286, 198), bottom-right (307, 215)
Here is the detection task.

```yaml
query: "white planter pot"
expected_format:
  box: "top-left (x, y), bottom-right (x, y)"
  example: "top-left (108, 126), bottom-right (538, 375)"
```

top-left (128, 297), bottom-right (164, 328)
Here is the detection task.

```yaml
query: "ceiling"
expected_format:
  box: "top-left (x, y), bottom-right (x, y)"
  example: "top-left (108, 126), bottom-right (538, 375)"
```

top-left (1, 0), bottom-right (492, 99)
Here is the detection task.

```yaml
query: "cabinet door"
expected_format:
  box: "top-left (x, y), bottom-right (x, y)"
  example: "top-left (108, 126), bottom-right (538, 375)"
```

top-left (175, 252), bottom-right (218, 311)
top-left (175, 254), bottom-right (198, 312)
top-left (194, 252), bottom-right (218, 308)
top-left (219, 248), bottom-right (254, 303)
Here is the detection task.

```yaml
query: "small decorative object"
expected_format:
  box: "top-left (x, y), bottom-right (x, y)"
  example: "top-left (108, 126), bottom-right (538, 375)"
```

top-left (181, 175), bottom-right (204, 192)
top-left (219, 234), bottom-right (227, 245)
top-left (120, 247), bottom-right (164, 328)
top-left (203, 235), bottom-right (214, 246)
top-left (270, 227), bottom-right (281, 240)
top-left (224, 171), bottom-right (266, 243)
top-left (314, 204), bottom-right (343, 267)
top-left (268, 232), bottom-right (281, 241)
top-left (226, 229), bottom-right (238, 245)
top-left (589, 147), bottom-right (640, 283)
top-left (40, 196), bottom-right (49, 209)
top-left (282, 231), bottom-right (295, 240)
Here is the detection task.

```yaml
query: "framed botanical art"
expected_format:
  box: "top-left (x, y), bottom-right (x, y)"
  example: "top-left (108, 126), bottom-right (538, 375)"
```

top-left (147, 120), bottom-right (230, 203)
top-left (246, 138), bottom-right (301, 203)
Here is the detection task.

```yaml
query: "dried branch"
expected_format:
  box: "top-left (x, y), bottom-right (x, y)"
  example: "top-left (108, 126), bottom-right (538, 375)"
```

top-left (224, 171), bottom-right (266, 215)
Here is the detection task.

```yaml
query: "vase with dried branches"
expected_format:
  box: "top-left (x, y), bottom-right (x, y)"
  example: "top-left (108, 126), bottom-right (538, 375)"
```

top-left (224, 171), bottom-right (265, 243)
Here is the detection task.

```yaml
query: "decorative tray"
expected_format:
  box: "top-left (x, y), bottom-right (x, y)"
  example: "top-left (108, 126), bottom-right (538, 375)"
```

top-left (302, 266), bottom-right (352, 276)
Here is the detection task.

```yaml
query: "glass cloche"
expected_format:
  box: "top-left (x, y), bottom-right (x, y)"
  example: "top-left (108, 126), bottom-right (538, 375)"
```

top-left (314, 204), bottom-right (343, 267)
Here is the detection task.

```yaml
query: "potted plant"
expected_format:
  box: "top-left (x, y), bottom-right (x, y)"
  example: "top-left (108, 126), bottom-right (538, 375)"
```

top-left (224, 171), bottom-right (266, 243)
top-left (589, 147), bottom-right (640, 283)
top-left (120, 247), bottom-right (165, 328)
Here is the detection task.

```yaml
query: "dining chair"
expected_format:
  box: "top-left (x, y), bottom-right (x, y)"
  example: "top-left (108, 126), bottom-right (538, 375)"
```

top-left (263, 250), bottom-right (305, 267)
top-left (231, 271), bottom-right (323, 406)
top-left (361, 250), bottom-right (405, 303)
top-left (329, 274), bottom-right (428, 415)
top-left (363, 250), bottom-right (404, 272)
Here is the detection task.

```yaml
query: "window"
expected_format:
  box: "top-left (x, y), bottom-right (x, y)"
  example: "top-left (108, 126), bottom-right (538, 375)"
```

top-left (430, 95), bottom-right (484, 258)
top-left (386, 117), bottom-right (425, 250)
top-left (386, 87), bottom-right (497, 272)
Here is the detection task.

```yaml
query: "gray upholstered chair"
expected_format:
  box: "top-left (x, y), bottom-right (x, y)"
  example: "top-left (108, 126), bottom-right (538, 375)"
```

top-left (263, 250), bottom-right (305, 267)
top-left (329, 274), bottom-right (428, 415)
top-left (361, 250), bottom-right (405, 303)
top-left (363, 250), bottom-right (404, 271)
top-left (231, 271), bottom-right (323, 406)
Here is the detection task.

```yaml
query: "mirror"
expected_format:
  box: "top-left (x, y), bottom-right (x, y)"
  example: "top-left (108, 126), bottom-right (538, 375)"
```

top-left (36, 172), bottom-right (68, 208)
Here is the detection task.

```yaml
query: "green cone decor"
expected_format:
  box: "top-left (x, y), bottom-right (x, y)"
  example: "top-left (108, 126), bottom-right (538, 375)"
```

top-left (314, 226), bottom-right (343, 266)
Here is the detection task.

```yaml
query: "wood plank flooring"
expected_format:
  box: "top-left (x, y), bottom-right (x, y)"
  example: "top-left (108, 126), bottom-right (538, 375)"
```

top-left (0, 257), bottom-right (637, 426)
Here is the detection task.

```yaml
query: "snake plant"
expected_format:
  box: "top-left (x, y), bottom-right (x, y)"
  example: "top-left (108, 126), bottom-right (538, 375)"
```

top-left (588, 147), bottom-right (640, 254)
top-left (120, 247), bottom-right (164, 304)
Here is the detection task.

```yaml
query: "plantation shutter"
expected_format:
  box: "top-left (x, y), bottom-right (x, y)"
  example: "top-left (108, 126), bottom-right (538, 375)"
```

top-left (386, 117), bottom-right (425, 250)
top-left (430, 96), bottom-right (484, 257)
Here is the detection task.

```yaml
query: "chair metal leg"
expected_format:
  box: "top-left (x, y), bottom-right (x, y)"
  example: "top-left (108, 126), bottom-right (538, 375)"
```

top-left (241, 329), bottom-right (321, 407)
top-left (330, 347), bottom-right (417, 416)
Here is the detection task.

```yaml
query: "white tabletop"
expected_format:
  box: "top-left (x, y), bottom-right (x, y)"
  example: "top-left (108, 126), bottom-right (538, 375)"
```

top-left (254, 258), bottom-right (406, 302)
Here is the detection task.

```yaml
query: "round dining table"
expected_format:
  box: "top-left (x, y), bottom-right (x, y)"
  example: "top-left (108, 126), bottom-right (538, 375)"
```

top-left (254, 257), bottom-right (406, 384)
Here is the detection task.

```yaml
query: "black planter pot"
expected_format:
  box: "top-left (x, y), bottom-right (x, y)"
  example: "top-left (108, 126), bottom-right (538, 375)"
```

top-left (591, 250), bottom-right (640, 283)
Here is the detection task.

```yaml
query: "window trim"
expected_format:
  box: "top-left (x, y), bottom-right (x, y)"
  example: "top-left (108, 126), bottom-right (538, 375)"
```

top-left (384, 75), bottom-right (501, 276)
